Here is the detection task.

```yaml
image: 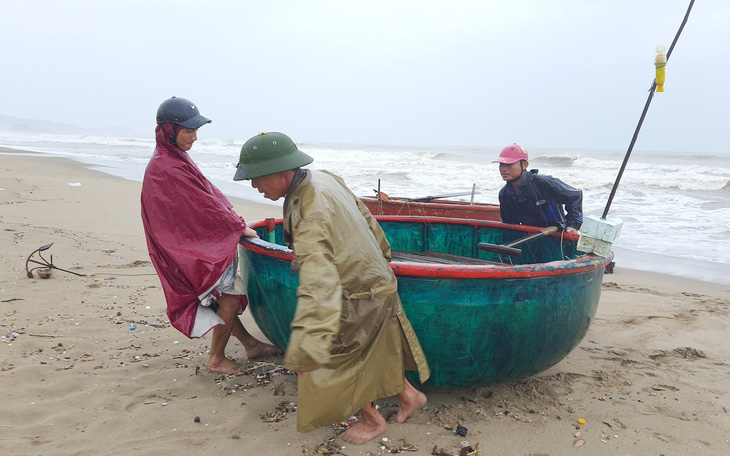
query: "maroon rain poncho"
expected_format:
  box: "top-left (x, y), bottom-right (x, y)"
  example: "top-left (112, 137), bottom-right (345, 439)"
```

top-left (141, 124), bottom-right (247, 338)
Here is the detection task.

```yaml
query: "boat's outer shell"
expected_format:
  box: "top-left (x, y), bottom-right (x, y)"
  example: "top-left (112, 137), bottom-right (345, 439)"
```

top-left (241, 217), bottom-right (612, 388)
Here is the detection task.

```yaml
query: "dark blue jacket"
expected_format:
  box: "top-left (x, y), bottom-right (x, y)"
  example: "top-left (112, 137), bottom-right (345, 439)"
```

top-left (498, 169), bottom-right (583, 231)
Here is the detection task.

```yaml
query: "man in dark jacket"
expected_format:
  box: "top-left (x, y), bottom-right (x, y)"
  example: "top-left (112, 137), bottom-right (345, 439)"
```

top-left (494, 143), bottom-right (583, 234)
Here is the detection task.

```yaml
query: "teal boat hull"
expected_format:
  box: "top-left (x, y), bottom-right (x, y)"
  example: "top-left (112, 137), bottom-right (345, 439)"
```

top-left (241, 216), bottom-right (611, 388)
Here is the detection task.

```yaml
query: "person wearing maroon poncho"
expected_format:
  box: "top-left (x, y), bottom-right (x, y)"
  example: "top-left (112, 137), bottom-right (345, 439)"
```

top-left (141, 97), bottom-right (280, 374)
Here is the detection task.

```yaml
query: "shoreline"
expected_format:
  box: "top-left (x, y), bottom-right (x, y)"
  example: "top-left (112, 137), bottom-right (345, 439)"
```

top-left (2, 146), bottom-right (728, 285)
top-left (0, 147), bottom-right (281, 219)
top-left (2, 149), bottom-right (729, 455)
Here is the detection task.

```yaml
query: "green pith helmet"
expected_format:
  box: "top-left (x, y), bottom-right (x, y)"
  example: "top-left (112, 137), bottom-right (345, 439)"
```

top-left (233, 132), bottom-right (313, 181)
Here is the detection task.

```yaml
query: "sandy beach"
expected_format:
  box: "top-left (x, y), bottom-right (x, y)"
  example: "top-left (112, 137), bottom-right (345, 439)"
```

top-left (1, 148), bottom-right (729, 456)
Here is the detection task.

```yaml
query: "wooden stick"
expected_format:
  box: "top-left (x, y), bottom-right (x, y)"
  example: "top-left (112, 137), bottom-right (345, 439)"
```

top-left (120, 318), bottom-right (166, 328)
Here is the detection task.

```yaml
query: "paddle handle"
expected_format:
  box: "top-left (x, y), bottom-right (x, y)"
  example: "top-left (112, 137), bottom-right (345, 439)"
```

top-left (504, 226), bottom-right (558, 248)
top-left (477, 226), bottom-right (559, 257)
top-left (407, 190), bottom-right (482, 202)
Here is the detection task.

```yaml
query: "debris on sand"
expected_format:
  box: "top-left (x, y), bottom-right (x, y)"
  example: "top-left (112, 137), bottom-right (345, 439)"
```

top-left (260, 400), bottom-right (297, 423)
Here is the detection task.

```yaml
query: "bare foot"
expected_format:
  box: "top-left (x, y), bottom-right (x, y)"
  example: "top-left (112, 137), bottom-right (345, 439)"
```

top-left (244, 340), bottom-right (282, 359)
top-left (389, 381), bottom-right (427, 424)
top-left (340, 405), bottom-right (386, 445)
top-left (205, 356), bottom-right (241, 375)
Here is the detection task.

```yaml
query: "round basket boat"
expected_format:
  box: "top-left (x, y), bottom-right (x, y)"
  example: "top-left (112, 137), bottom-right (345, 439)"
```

top-left (240, 216), bottom-right (612, 388)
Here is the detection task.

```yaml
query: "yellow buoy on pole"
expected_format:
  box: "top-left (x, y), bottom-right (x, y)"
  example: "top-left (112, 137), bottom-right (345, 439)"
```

top-left (655, 45), bottom-right (667, 92)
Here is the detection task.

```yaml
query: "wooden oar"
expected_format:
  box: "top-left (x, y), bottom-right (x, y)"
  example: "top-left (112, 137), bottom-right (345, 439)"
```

top-left (406, 190), bottom-right (481, 202)
top-left (478, 226), bottom-right (558, 257)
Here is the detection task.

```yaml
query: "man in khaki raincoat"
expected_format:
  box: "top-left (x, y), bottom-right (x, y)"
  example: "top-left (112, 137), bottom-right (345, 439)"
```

top-left (234, 132), bottom-right (430, 444)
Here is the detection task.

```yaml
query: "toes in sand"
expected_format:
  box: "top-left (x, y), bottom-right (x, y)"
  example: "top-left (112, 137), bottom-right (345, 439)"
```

top-left (340, 419), bottom-right (387, 445)
top-left (205, 357), bottom-right (241, 375)
top-left (389, 390), bottom-right (427, 424)
top-left (245, 341), bottom-right (283, 359)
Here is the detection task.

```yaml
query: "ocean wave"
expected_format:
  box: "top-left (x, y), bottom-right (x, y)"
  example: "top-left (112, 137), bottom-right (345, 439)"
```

top-left (634, 152), bottom-right (730, 164)
top-left (720, 180), bottom-right (730, 194)
top-left (701, 200), bottom-right (730, 210)
top-left (432, 152), bottom-right (454, 160)
top-left (340, 167), bottom-right (411, 178)
top-left (648, 177), bottom-right (730, 192)
top-left (530, 155), bottom-right (576, 167)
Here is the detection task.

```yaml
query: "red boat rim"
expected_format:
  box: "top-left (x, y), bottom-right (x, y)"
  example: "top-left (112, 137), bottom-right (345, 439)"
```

top-left (242, 216), bottom-right (612, 280)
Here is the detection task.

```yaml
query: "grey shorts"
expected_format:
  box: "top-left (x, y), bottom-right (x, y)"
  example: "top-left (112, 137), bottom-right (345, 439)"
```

top-left (199, 247), bottom-right (245, 308)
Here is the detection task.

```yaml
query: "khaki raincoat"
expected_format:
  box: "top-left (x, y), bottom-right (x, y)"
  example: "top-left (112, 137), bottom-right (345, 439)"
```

top-left (282, 169), bottom-right (430, 432)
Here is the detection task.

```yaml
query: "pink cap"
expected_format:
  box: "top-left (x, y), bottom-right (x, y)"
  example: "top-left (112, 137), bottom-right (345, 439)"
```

top-left (493, 143), bottom-right (528, 164)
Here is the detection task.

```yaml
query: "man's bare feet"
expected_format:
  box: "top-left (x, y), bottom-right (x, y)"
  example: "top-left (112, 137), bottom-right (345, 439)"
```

top-left (205, 356), bottom-right (241, 375)
top-left (340, 405), bottom-right (387, 445)
top-left (388, 380), bottom-right (427, 424)
top-left (244, 340), bottom-right (282, 359)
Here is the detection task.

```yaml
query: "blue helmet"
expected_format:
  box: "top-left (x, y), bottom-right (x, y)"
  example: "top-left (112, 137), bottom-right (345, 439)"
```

top-left (156, 97), bottom-right (211, 129)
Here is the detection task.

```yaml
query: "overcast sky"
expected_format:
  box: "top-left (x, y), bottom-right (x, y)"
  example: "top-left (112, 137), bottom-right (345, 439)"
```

top-left (1, 0), bottom-right (726, 152)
